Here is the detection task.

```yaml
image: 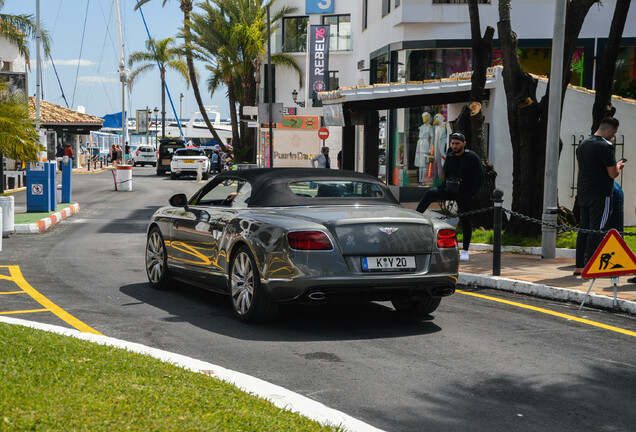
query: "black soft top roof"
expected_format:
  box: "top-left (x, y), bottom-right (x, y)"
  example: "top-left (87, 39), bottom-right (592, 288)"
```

top-left (209, 168), bottom-right (400, 207)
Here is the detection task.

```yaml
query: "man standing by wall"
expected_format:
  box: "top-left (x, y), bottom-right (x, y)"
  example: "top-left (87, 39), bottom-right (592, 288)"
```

top-left (574, 117), bottom-right (625, 275)
top-left (311, 147), bottom-right (331, 168)
top-left (416, 132), bottom-right (484, 261)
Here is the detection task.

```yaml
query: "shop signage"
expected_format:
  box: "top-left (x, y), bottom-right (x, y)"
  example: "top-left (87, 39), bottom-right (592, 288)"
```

top-left (308, 25), bottom-right (330, 101)
top-left (277, 116), bottom-right (319, 130)
top-left (283, 107), bottom-right (297, 116)
top-left (306, 0), bottom-right (334, 14)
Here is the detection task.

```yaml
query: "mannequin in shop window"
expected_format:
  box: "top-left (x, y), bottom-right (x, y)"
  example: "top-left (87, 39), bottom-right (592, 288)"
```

top-left (433, 113), bottom-right (448, 179)
top-left (415, 112), bottom-right (433, 183)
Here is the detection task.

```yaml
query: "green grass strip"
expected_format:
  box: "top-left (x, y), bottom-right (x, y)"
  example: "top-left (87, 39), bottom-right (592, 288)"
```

top-left (456, 227), bottom-right (636, 250)
top-left (13, 203), bottom-right (76, 225)
top-left (0, 323), bottom-right (340, 431)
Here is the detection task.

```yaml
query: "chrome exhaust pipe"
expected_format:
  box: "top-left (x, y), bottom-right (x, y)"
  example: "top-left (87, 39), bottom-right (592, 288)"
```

top-left (308, 292), bottom-right (327, 301)
top-left (433, 287), bottom-right (455, 297)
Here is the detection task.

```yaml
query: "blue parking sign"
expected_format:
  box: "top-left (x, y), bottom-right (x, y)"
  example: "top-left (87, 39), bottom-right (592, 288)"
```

top-left (306, 0), bottom-right (334, 14)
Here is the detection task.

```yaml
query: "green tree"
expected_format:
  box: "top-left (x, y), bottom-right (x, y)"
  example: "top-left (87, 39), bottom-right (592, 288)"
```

top-left (134, 0), bottom-right (228, 150)
top-left (0, 81), bottom-right (42, 163)
top-left (128, 37), bottom-right (190, 139)
top-left (190, 0), bottom-right (302, 161)
top-left (0, 0), bottom-right (51, 67)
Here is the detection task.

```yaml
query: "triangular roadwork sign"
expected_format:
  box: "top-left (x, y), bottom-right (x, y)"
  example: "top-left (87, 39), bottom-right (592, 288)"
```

top-left (581, 229), bottom-right (636, 278)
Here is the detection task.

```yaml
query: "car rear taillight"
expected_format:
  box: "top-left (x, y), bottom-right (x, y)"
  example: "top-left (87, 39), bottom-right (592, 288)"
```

top-left (288, 231), bottom-right (333, 250)
top-left (436, 229), bottom-right (458, 248)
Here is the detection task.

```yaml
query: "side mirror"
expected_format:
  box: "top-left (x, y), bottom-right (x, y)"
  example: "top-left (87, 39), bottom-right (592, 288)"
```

top-left (169, 193), bottom-right (189, 210)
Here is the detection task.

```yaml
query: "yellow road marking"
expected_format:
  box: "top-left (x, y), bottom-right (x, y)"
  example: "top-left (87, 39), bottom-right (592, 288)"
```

top-left (0, 308), bottom-right (49, 315)
top-left (1, 265), bottom-right (102, 335)
top-left (0, 291), bottom-right (25, 295)
top-left (457, 289), bottom-right (636, 338)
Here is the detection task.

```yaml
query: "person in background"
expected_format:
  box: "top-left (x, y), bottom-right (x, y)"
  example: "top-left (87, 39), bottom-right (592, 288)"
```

top-left (56, 143), bottom-right (65, 171)
top-left (115, 144), bottom-right (122, 165)
top-left (210, 150), bottom-right (219, 175)
top-left (416, 132), bottom-right (484, 262)
top-left (574, 117), bottom-right (624, 275)
top-left (64, 143), bottom-right (74, 164)
top-left (218, 149), bottom-right (227, 172)
top-left (311, 147), bottom-right (331, 168)
top-left (125, 142), bottom-right (131, 164)
top-left (337, 149), bottom-right (343, 169)
top-left (110, 144), bottom-right (117, 167)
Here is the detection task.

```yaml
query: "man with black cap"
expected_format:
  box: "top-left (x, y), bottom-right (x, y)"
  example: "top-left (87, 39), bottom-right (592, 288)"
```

top-left (416, 132), bottom-right (484, 261)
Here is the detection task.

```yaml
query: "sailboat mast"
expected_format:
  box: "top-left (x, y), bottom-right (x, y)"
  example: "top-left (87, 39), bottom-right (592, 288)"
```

top-left (113, 0), bottom-right (127, 151)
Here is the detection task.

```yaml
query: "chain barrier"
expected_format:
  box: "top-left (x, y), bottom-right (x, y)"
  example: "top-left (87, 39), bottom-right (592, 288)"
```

top-left (431, 205), bottom-right (635, 237)
top-left (432, 207), bottom-right (493, 220)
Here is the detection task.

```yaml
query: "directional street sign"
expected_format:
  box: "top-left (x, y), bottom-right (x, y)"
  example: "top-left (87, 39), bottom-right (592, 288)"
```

top-left (581, 229), bottom-right (636, 278)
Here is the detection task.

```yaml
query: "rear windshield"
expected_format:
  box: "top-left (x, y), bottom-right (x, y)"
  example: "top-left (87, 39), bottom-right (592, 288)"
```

top-left (139, 147), bottom-right (154, 152)
top-left (175, 149), bottom-right (204, 157)
top-left (159, 145), bottom-right (184, 155)
top-left (288, 181), bottom-right (384, 198)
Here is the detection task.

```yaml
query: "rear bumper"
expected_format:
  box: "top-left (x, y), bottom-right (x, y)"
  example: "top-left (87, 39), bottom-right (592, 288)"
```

top-left (262, 273), bottom-right (458, 303)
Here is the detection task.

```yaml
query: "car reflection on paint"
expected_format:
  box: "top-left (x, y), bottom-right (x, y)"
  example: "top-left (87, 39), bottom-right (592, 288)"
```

top-left (145, 168), bottom-right (459, 323)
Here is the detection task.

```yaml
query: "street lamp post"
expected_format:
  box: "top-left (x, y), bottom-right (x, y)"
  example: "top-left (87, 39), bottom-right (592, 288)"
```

top-left (154, 107), bottom-right (159, 145)
top-left (145, 106), bottom-right (150, 146)
top-left (291, 89), bottom-right (305, 107)
top-left (179, 93), bottom-right (184, 123)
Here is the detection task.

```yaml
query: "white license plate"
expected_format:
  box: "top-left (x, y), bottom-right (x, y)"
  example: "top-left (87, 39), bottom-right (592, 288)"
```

top-left (362, 256), bottom-right (416, 271)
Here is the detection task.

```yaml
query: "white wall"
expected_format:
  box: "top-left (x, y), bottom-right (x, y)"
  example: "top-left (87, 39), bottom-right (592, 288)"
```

top-left (0, 37), bottom-right (27, 72)
top-left (486, 72), bottom-right (636, 225)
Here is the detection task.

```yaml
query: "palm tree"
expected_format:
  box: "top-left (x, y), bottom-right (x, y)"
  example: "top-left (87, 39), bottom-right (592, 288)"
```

top-left (134, 0), bottom-right (227, 150)
top-left (0, 81), bottom-right (42, 163)
top-left (190, 0), bottom-right (302, 159)
top-left (0, 0), bottom-right (51, 67)
top-left (128, 37), bottom-right (190, 139)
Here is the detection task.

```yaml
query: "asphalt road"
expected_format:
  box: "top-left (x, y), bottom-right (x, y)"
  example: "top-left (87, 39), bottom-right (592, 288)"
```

top-left (2, 167), bottom-right (636, 431)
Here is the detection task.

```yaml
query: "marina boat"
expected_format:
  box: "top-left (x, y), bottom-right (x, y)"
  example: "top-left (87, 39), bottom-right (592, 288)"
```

top-left (163, 106), bottom-right (233, 146)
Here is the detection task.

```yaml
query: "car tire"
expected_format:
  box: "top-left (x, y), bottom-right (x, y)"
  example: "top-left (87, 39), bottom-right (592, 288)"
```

top-left (146, 227), bottom-right (171, 290)
top-left (229, 246), bottom-right (278, 323)
top-left (170, 172), bottom-right (178, 180)
top-left (391, 296), bottom-right (441, 317)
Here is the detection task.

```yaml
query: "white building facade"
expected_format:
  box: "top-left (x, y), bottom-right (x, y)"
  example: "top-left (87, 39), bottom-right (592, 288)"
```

top-left (263, 0), bottom-right (636, 223)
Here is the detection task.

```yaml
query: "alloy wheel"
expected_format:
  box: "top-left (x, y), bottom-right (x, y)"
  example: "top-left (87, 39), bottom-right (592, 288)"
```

top-left (231, 251), bottom-right (254, 316)
top-left (146, 230), bottom-right (165, 285)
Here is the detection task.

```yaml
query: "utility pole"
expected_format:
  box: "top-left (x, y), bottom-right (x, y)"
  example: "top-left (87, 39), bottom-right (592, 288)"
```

top-left (267, 6), bottom-right (273, 168)
top-left (541, 0), bottom-right (566, 259)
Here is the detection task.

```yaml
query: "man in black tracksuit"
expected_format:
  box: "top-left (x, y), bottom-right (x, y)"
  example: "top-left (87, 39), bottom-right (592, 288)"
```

top-left (574, 117), bottom-right (625, 275)
top-left (416, 132), bottom-right (484, 261)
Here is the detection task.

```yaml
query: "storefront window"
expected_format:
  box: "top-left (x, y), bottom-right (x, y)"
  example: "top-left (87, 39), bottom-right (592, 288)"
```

top-left (615, 46), bottom-right (636, 98)
top-left (323, 15), bottom-right (352, 51)
top-left (283, 17), bottom-right (308, 53)
top-left (491, 47), bottom-right (586, 86)
top-left (388, 106), bottom-right (449, 187)
top-left (402, 48), bottom-right (472, 81)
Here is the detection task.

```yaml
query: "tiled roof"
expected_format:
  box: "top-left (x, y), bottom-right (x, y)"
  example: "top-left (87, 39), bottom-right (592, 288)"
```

top-left (28, 98), bottom-right (104, 125)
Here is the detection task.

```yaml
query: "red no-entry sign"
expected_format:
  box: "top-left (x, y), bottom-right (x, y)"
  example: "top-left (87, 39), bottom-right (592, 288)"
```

top-left (318, 127), bottom-right (329, 140)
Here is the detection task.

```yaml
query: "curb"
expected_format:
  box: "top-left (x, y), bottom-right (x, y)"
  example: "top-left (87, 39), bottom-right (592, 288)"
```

top-left (459, 272), bottom-right (636, 315)
top-left (0, 316), bottom-right (383, 432)
top-left (14, 203), bottom-right (80, 234)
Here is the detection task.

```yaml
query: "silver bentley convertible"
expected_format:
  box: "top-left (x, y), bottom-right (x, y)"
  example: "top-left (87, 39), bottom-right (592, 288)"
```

top-left (145, 168), bottom-right (459, 323)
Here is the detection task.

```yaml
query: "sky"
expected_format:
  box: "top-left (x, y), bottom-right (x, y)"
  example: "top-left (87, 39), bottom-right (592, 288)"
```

top-left (5, 0), bottom-right (229, 120)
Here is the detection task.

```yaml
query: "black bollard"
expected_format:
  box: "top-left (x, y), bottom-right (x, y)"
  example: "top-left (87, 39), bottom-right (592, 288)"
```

top-left (493, 188), bottom-right (504, 276)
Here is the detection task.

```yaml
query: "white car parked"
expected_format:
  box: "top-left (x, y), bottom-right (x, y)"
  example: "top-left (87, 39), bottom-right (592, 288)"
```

top-left (134, 145), bottom-right (158, 167)
top-left (170, 148), bottom-right (210, 180)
